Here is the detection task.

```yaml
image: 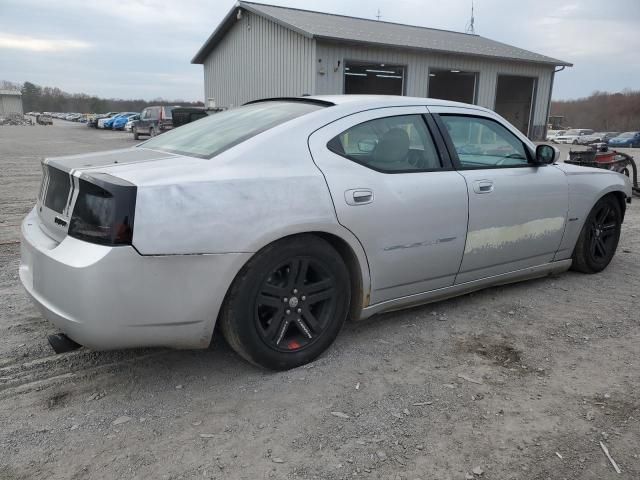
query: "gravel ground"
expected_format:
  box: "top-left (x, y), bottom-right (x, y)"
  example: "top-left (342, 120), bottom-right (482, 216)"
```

top-left (1, 121), bottom-right (639, 480)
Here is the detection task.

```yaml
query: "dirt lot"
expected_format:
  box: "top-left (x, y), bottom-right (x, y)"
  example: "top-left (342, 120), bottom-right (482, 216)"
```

top-left (1, 121), bottom-right (639, 480)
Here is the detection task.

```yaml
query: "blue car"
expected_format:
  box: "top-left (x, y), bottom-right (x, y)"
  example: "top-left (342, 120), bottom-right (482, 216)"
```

top-left (112, 113), bottom-right (139, 131)
top-left (608, 131), bottom-right (640, 148)
top-left (104, 112), bottom-right (136, 130)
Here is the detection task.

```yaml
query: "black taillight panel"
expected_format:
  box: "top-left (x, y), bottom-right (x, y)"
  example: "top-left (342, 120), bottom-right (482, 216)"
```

top-left (68, 174), bottom-right (137, 246)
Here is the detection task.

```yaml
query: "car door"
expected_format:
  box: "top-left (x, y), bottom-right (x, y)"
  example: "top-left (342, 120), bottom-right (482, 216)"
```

top-left (431, 107), bottom-right (569, 284)
top-left (138, 108), bottom-right (150, 133)
top-left (308, 107), bottom-right (469, 304)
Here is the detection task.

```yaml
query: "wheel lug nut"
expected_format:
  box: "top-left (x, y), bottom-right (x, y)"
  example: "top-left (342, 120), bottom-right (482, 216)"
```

top-left (301, 296), bottom-right (306, 301)
top-left (293, 288), bottom-right (298, 294)
top-left (283, 297), bottom-right (288, 303)
top-left (297, 308), bottom-right (302, 313)
top-left (286, 309), bottom-right (291, 315)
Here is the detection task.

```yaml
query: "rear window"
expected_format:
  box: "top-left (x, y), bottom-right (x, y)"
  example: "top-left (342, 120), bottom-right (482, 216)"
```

top-left (162, 106), bottom-right (175, 119)
top-left (140, 101), bottom-right (325, 158)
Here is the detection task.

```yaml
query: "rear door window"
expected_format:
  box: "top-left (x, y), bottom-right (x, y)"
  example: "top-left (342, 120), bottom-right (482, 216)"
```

top-left (162, 106), bottom-right (174, 119)
top-left (327, 115), bottom-right (442, 172)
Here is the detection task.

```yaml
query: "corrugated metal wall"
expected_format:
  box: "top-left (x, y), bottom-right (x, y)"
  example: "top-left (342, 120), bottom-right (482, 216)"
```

top-left (0, 94), bottom-right (23, 115)
top-left (201, 14), bottom-right (555, 137)
top-left (203, 11), bottom-right (315, 108)
top-left (315, 41), bottom-right (554, 137)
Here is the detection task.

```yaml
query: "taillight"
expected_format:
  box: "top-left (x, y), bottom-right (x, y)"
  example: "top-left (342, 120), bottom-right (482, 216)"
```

top-left (68, 174), bottom-right (136, 246)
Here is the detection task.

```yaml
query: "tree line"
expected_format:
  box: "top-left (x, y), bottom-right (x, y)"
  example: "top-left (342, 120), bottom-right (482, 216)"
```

top-left (550, 90), bottom-right (640, 132)
top-left (1, 80), bottom-right (203, 114)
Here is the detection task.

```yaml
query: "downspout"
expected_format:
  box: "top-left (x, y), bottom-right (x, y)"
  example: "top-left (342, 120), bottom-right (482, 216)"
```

top-left (545, 66), bottom-right (566, 139)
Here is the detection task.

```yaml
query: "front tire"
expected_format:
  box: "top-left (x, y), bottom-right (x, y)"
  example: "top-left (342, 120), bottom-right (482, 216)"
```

top-left (133, 127), bottom-right (139, 140)
top-left (571, 195), bottom-right (622, 273)
top-left (219, 235), bottom-right (351, 370)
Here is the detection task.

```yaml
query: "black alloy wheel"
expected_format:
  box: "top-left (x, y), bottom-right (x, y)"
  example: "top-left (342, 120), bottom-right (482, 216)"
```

top-left (219, 235), bottom-right (350, 370)
top-left (572, 195), bottom-right (622, 273)
top-left (587, 202), bottom-right (618, 261)
top-left (255, 257), bottom-right (336, 352)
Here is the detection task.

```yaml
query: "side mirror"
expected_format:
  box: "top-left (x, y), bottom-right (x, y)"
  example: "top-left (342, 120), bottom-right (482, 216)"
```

top-left (535, 144), bottom-right (558, 165)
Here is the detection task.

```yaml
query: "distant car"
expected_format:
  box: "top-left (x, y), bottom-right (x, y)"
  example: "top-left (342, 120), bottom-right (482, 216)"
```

top-left (20, 95), bottom-right (633, 370)
top-left (608, 131), bottom-right (640, 148)
top-left (89, 112), bottom-right (116, 128)
top-left (124, 114), bottom-right (140, 132)
top-left (171, 107), bottom-right (209, 128)
top-left (111, 113), bottom-right (138, 131)
top-left (97, 113), bottom-right (120, 129)
top-left (36, 114), bottom-right (53, 125)
top-left (133, 106), bottom-right (177, 139)
top-left (87, 115), bottom-right (102, 128)
top-left (554, 129), bottom-right (594, 144)
top-left (546, 130), bottom-right (566, 142)
top-left (103, 113), bottom-right (126, 130)
top-left (576, 132), bottom-right (619, 145)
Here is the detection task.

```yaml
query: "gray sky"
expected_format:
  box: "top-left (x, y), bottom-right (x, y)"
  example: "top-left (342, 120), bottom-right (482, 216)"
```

top-left (1, 0), bottom-right (638, 101)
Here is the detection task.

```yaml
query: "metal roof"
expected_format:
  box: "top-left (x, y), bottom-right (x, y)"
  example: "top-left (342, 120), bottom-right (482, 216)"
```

top-left (0, 89), bottom-right (22, 96)
top-left (192, 1), bottom-right (572, 67)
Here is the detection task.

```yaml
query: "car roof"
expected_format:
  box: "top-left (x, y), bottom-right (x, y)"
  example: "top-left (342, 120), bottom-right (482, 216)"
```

top-left (258, 94), bottom-right (495, 115)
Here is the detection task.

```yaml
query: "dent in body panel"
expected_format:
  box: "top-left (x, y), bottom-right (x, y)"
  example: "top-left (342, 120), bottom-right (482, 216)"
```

top-left (464, 217), bottom-right (566, 254)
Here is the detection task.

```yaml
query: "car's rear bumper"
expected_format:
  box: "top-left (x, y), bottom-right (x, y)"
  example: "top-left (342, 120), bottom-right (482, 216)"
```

top-left (19, 207), bottom-right (251, 350)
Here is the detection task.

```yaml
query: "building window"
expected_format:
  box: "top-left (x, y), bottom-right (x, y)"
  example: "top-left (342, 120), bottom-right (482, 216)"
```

top-left (344, 62), bottom-right (405, 96)
top-left (428, 69), bottom-right (478, 104)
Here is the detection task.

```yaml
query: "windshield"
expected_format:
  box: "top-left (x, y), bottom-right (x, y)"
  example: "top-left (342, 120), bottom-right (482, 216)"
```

top-left (141, 101), bottom-right (325, 158)
top-left (619, 132), bottom-right (636, 138)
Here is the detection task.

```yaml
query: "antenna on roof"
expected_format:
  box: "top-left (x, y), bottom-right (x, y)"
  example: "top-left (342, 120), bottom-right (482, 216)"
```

top-left (376, 8), bottom-right (381, 21)
top-left (465, 0), bottom-right (476, 34)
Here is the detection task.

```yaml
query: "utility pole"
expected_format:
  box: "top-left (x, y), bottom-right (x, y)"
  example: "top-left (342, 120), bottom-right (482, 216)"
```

top-left (376, 8), bottom-right (381, 21)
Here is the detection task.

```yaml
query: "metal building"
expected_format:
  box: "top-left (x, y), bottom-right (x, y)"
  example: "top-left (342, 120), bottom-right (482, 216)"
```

top-left (192, 2), bottom-right (571, 139)
top-left (0, 89), bottom-right (23, 115)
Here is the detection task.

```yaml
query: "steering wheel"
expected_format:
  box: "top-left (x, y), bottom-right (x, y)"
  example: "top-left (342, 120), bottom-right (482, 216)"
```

top-left (407, 150), bottom-right (428, 169)
top-left (457, 144), bottom-right (482, 155)
top-left (495, 154), bottom-right (525, 166)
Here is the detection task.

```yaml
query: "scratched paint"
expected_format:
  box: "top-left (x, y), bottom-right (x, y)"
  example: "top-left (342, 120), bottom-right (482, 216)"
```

top-left (384, 237), bottom-right (457, 252)
top-left (464, 217), bottom-right (566, 254)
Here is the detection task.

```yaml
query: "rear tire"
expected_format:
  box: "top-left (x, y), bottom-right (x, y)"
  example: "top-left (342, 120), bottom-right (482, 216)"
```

top-left (571, 195), bottom-right (622, 273)
top-left (219, 235), bottom-right (350, 370)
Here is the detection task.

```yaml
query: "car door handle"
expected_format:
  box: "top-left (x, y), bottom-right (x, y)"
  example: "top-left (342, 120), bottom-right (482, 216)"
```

top-left (345, 189), bottom-right (374, 206)
top-left (473, 180), bottom-right (494, 194)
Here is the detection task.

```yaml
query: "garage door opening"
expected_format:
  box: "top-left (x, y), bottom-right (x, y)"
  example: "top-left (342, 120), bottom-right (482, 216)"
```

top-left (494, 75), bottom-right (536, 136)
top-left (344, 62), bottom-right (405, 95)
top-left (428, 69), bottom-right (477, 104)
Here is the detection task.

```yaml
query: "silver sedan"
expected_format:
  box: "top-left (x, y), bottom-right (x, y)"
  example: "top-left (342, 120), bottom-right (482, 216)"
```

top-left (20, 96), bottom-right (632, 369)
